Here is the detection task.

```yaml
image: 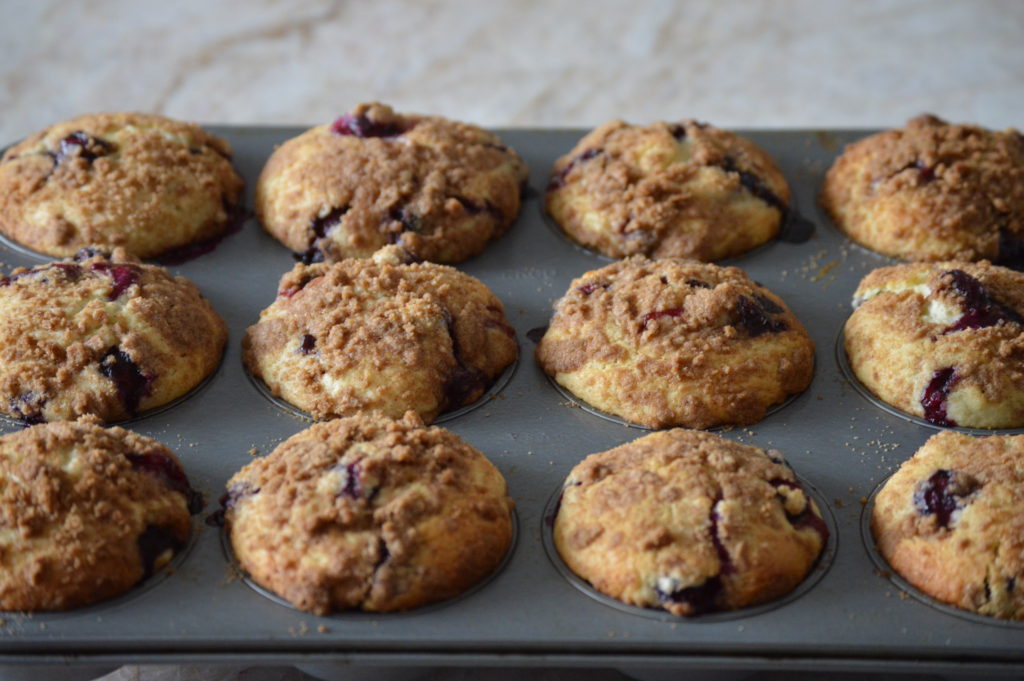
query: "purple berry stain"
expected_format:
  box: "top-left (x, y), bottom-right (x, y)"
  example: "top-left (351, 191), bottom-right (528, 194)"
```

top-left (99, 347), bottom-right (153, 415)
top-left (577, 282), bottom-right (608, 296)
top-left (734, 295), bottom-right (787, 336)
top-left (335, 462), bottom-right (362, 498)
top-left (921, 367), bottom-right (959, 427)
top-left (942, 269), bottom-right (1024, 333)
top-left (299, 334), bottom-right (316, 354)
top-left (640, 307), bottom-right (684, 330)
top-left (206, 482), bottom-right (260, 527)
top-left (54, 131), bottom-right (113, 165)
top-left (331, 113), bottom-right (401, 138)
top-left (913, 469), bottom-right (979, 529)
top-left (90, 263), bottom-right (140, 300)
top-left (719, 156), bottom-right (786, 213)
top-left (655, 576), bottom-right (723, 616)
top-left (442, 314), bottom-right (486, 409)
top-left (548, 148), bottom-right (601, 191)
top-left (136, 524), bottom-right (184, 579)
top-left (127, 451), bottom-right (203, 514)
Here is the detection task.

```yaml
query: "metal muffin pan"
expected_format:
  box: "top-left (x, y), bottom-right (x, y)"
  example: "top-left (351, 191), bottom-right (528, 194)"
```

top-left (0, 127), bottom-right (1022, 678)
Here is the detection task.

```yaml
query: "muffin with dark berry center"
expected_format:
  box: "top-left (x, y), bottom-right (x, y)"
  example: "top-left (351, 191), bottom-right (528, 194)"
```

top-left (821, 114), bottom-right (1024, 264)
top-left (553, 429), bottom-right (828, 616)
top-left (872, 430), bottom-right (1024, 619)
top-left (536, 256), bottom-right (814, 429)
top-left (0, 248), bottom-right (227, 423)
top-left (845, 260), bottom-right (1024, 429)
top-left (222, 411), bottom-right (514, 614)
top-left (0, 419), bottom-right (198, 611)
top-left (0, 112), bottom-right (244, 259)
top-left (546, 119), bottom-right (791, 260)
top-left (255, 102), bottom-right (528, 264)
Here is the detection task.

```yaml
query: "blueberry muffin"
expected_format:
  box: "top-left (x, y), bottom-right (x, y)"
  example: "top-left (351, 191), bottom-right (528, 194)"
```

top-left (545, 119), bottom-right (790, 261)
top-left (821, 114), bottom-right (1024, 264)
top-left (553, 429), bottom-right (828, 616)
top-left (222, 411), bottom-right (514, 614)
top-left (243, 245), bottom-right (517, 423)
top-left (536, 257), bottom-right (814, 429)
top-left (0, 248), bottom-right (227, 423)
top-left (845, 261), bottom-right (1024, 428)
top-left (0, 419), bottom-right (198, 611)
top-left (0, 112), bottom-right (244, 259)
top-left (872, 431), bottom-right (1024, 619)
top-left (255, 102), bottom-right (527, 264)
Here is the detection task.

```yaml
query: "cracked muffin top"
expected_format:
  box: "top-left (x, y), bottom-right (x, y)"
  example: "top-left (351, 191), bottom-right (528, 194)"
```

top-left (872, 430), bottom-right (1024, 619)
top-left (821, 114), bottom-right (1024, 264)
top-left (255, 102), bottom-right (528, 264)
top-left (0, 112), bottom-right (244, 260)
top-left (845, 261), bottom-right (1024, 429)
top-left (552, 429), bottom-right (828, 616)
top-left (243, 245), bottom-right (517, 423)
top-left (0, 248), bottom-right (227, 423)
top-left (222, 411), bottom-right (514, 614)
top-left (0, 419), bottom-right (198, 611)
top-left (545, 118), bottom-right (791, 261)
top-left (536, 256), bottom-right (814, 429)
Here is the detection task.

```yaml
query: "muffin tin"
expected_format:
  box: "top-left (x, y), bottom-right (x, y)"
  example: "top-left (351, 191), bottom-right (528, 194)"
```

top-left (0, 126), bottom-right (1022, 679)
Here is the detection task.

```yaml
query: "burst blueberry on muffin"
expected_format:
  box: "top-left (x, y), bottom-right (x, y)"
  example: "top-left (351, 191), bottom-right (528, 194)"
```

top-left (0, 419), bottom-right (198, 611)
top-left (553, 429), bottom-right (828, 616)
top-left (536, 256), bottom-right (814, 429)
top-left (222, 411), bottom-right (514, 614)
top-left (872, 430), bottom-right (1024, 619)
top-left (0, 248), bottom-right (227, 423)
top-left (0, 112), bottom-right (244, 259)
top-left (546, 119), bottom-right (790, 260)
top-left (255, 102), bottom-right (528, 264)
top-left (821, 114), bottom-right (1024, 264)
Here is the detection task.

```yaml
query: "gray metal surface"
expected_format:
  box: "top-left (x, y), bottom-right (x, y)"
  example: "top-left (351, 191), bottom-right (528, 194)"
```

top-left (0, 127), bottom-right (1022, 674)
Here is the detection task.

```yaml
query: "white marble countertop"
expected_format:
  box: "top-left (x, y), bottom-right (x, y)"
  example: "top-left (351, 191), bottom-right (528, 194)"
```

top-left (3, 1), bottom-right (1022, 679)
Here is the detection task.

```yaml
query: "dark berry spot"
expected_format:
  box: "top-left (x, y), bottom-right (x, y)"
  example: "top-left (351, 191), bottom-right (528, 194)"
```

top-left (655, 575), bottom-right (723, 615)
top-left (8, 392), bottom-right (46, 424)
top-left (136, 525), bottom-right (183, 579)
top-left (526, 326), bottom-right (548, 344)
top-left (669, 123), bottom-right (687, 140)
top-left (206, 482), bottom-right (260, 526)
top-left (734, 295), bottom-right (787, 337)
top-left (914, 160), bottom-right (935, 183)
top-left (299, 334), bottom-right (316, 354)
top-left (1008, 577), bottom-right (1017, 593)
top-left (296, 246), bottom-right (325, 265)
top-left (913, 469), bottom-right (980, 528)
top-left (640, 307), bottom-right (684, 330)
top-left (54, 131), bottom-right (113, 165)
top-left (941, 269), bottom-right (1024, 332)
top-left (126, 451), bottom-right (202, 515)
top-left (577, 282), bottom-right (609, 296)
top-left (389, 206), bottom-right (422, 234)
top-left (373, 536), bottom-right (390, 572)
top-left (311, 206), bottom-right (348, 239)
top-left (48, 263), bottom-right (82, 281)
top-left (718, 156), bottom-right (787, 213)
top-left (89, 263), bottom-right (140, 300)
top-left (335, 462), bottom-right (362, 498)
top-left (921, 367), bottom-right (959, 427)
top-left (442, 313), bottom-right (488, 409)
top-left (548, 148), bottom-right (601, 191)
top-left (754, 294), bottom-right (783, 314)
top-left (687, 279), bottom-right (712, 289)
top-left (772, 478), bottom-right (830, 544)
top-left (98, 347), bottom-right (153, 415)
top-left (709, 499), bottom-right (734, 575)
top-left (997, 229), bottom-right (1024, 270)
top-left (331, 113), bottom-right (401, 138)
top-left (74, 247), bottom-right (112, 261)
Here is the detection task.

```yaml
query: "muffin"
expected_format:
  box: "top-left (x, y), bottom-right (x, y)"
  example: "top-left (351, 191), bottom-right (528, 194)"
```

top-left (243, 245), bottom-right (517, 423)
top-left (0, 420), bottom-right (198, 611)
top-left (255, 102), bottom-right (527, 264)
top-left (845, 261), bottom-right (1024, 428)
top-left (536, 256), bottom-right (814, 429)
top-left (0, 112), bottom-right (244, 259)
top-left (545, 118), bottom-right (790, 260)
top-left (553, 429), bottom-right (828, 616)
top-left (222, 411), bottom-right (514, 614)
top-left (821, 114), bottom-right (1024, 264)
top-left (0, 248), bottom-right (228, 423)
top-left (872, 430), bottom-right (1024, 619)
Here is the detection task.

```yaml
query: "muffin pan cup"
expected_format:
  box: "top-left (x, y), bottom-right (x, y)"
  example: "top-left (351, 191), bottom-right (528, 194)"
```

top-left (0, 127), bottom-right (1022, 678)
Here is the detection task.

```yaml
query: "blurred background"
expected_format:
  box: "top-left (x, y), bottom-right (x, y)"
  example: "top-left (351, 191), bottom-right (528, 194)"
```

top-left (3, 0), bottom-right (1022, 680)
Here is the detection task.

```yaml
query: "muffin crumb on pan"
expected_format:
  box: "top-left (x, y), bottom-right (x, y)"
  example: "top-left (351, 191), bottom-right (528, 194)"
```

top-left (0, 112), bottom-right (244, 260)
top-left (222, 411), bottom-right (514, 614)
top-left (243, 245), bottom-right (518, 423)
top-left (553, 429), bottom-right (828, 616)
top-left (0, 419), bottom-right (197, 612)
top-left (872, 430), bottom-right (1024, 619)
top-left (845, 260), bottom-right (1024, 429)
top-left (255, 102), bottom-right (528, 264)
top-left (536, 256), bottom-right (814, 429)
top-left (0, 247), bottom-right (227, 424)
top-left (821, 114), bottom-right (1024, 265)
top-left (545, 118), bottom-right (791, 261)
